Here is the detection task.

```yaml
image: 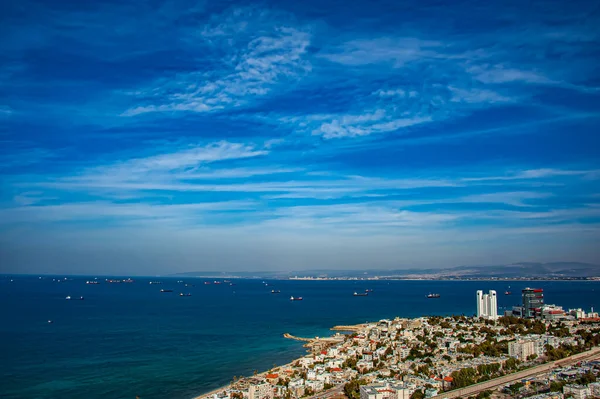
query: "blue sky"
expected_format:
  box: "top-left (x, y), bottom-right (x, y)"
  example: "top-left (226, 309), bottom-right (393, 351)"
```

top-left (1, 0), bottom-right (599, 275)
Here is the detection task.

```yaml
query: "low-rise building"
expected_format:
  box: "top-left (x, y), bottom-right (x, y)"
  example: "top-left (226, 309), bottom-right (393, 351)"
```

top-left (248, 382), bottom-right (273, 399)
top-left (563, 384), bottom-right (590, 399)
top-left (359, 382), bottom-right (411, 399)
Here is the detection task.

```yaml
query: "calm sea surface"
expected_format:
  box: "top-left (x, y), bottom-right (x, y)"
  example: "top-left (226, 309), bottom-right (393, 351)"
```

top-left (1, 276), bottom-right (599, 399)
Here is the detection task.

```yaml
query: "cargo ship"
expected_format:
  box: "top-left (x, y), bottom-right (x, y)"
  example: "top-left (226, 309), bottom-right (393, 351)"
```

top-left (427, 293), bottom-right (441, 298)
top-left (179, 293), bottom-right (192, 297)
top-left (290, 296), bottom-right (303, 301)
top-left (160, 289), bottom-right (173, 293)
top-left (353, 292), bottom-right (368, 297)
top-left (271, 289), bottom-right (281, 294)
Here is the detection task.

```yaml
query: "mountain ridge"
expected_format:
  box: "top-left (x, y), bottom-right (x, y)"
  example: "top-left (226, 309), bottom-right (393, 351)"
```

top-left (172, 261), bottom-right (599, 279)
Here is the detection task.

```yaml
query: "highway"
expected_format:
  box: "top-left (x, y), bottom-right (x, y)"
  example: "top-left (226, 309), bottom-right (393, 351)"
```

top-left (430, 346), bottom-right (600, 399)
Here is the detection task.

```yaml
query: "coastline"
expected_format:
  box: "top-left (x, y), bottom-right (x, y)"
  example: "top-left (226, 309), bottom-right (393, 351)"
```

top-left (192, 359), bottom-right (299, 399)
top-left (191, 325), bottom-right (361, 399)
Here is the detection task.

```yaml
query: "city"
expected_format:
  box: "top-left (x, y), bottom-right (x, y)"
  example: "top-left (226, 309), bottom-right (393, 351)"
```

top-left (197, 288), bottom-right (600, 399)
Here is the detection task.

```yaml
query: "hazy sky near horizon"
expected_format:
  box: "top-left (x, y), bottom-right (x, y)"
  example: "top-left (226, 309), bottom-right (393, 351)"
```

top-left (1, 0), bottom-right (600, 275)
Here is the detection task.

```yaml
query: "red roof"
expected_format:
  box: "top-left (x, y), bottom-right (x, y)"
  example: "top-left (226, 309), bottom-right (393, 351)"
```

top-left (331, 367), bottom-right (342, 372)
top-left (265, 373), bottom-right (279, 379)
top-left (321, 350), bottom-right (328, 355)
top-left (444, 377), bottom-right (454, 382)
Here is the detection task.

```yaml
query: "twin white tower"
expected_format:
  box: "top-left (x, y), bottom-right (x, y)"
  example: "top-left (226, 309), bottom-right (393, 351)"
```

top-left (476, 290), bottom-right (498, 320)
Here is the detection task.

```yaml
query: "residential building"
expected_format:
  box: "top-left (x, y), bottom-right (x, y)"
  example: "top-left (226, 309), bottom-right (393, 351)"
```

top-left (589, 382), bottom-right (600, 397)
top-left (360, 382), bottom-right (411, 399)
top-left (508, 340), bottom-right (535, 360)
top-left (563, 384), bottom-right (590, 399)
top-left (248, 382), bottom-right (273, 399)
top-left (476, 290), bottom-right (498, 320)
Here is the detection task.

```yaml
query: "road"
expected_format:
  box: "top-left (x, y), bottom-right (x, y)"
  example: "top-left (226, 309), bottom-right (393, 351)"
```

top-left (305, 384), bottom-right (345, 399)
top-left (430, 346), bottom-right (600, 399)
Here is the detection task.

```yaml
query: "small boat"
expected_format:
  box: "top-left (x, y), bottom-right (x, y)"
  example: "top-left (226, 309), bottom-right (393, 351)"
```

top-left (427, 293), bottom-right (441, 298)
top-left (160, 289), bottom-right (173, 293)
top-left (177, 280), bottom-right (184, 283)
top-left (505, 291), bottom-right (512, 295)
top-left (354, 292), bottom-right (368, 297)
top-left (271, 289), bottom-right (281, 294)
top-left (223, 280), bottom-right (231, 283)
top-left (290, 296), bottom-right (303, 301)
top-left (86, 280), bottom-right (99, 285)
top-left (184, 283), bottom-right (195, 287)
top-left (213, 281), bottom-right (221, 285)
top-left (229, 283), bottom-right (235, 286)
top-left (149, 281), bottom-right (161, 285)
top-left (79, 296), bottom-right (84, 300)
top-left (48, 320), bottom-right (53, 324)
top-left (123, 278), bottom-right (134, 283)
top-left (179, 293), bottom-right (192, 297)
top-left (204, 281), bottom-right (211, 285)
top-left (365, 289), bottom-right (373, 293)
top-left (65, 296), bottom-right (71, 300)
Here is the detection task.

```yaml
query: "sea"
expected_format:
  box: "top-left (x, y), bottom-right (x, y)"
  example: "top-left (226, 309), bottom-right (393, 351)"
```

top-left (1, 276), bottom-right (599, 399)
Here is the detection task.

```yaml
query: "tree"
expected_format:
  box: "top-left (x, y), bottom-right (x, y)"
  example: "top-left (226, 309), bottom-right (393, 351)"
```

top-left (507, 382), bottom-right (524, 394)
top-left (410, 390), bottom-right (425, 399)
top-left (577, 371), bottom-right (597, 385)
top-left (550, 381), bottom-right (566, 392)
top-left (343, 379), bottom-right (367, 399)
top-left (451, 367), bottom-right (477, 388)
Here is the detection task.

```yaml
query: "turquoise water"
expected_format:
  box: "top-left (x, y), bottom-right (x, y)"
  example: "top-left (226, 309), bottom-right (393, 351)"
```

top-left (1, 276), bottom-right (599, 399)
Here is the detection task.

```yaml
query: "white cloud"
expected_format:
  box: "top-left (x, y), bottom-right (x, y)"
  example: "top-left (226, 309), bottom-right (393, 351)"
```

top-left (75, 141), bottom-right (267, 181)
top-left (122, 10), bottom-right (311, 116)
top-left (468, 65), bottom-right (554, 85)
top-left (319, 37), bottom-right (442, 67)
top-left (448, 86), bottom-right (512, 104)
top-left (463, 168), bottom-right (600, 182)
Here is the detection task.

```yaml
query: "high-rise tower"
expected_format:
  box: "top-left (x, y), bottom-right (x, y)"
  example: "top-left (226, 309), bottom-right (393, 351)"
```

top-left (475, 289), bottom-right (498, 320)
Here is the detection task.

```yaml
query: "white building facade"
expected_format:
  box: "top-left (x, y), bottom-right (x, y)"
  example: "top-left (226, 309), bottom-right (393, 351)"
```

top-left (476, 290), bottom-right (498, 320)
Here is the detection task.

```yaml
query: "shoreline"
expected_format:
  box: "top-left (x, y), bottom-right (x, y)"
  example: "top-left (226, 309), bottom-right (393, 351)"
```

top-left (192, 360), bottom-right (299, 399)
top-left (191, 325), bottom-right (362, 399)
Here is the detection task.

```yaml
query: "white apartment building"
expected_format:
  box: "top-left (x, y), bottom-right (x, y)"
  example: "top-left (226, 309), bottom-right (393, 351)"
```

top-left (360, 382), bottom-right (411, 399)
top-left (248, 382), bottom-right (274, 399)
top-left (589, 382), bottom-right (600, 397)
top-left (508, 340), bottom-right (536, 360)
top-left (476, 290), bottom-right (498, 320)
top-left (563, 384), bottom-right (591, 399)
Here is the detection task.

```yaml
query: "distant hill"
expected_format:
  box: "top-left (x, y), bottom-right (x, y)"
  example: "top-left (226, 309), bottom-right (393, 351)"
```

top-left (173, 262), bottom-right (599, 279)
top-left (420, 262), bottom-right (600, 278)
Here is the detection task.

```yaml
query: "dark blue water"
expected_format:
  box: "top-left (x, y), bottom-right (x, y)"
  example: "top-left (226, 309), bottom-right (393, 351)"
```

top-left (1, 276), bottom-right (599, 399)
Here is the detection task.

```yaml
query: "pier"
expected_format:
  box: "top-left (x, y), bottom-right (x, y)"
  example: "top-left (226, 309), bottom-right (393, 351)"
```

top-left (282, 333), bottom-right (312, 342)
top-left (283, 333), bottom-right (345, 354)
top-left (330, 324), bottom-right (367, 332)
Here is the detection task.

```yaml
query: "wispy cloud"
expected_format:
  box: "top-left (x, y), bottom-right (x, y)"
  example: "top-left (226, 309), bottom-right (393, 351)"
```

top-left (70, 141), bottom-right (268, 182)
top-left (319, 37), bottom-right (442, 67)
top-left (463, 168), bottom-right (600, 182)
top-left (122, 9), bottom-right (311, 116)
